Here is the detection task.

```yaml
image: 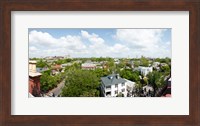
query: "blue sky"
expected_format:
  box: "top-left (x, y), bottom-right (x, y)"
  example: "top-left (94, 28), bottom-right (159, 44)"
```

top-left (29, 28), bottom-right (171, 58)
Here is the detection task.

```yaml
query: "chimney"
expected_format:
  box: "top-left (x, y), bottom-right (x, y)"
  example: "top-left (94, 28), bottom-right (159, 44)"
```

top-left (29, 60), bottom-right (37, 73)
top-left (29, 60), bottom-right (41, 97)
top-left (116, 74), bottom-right (120, 79)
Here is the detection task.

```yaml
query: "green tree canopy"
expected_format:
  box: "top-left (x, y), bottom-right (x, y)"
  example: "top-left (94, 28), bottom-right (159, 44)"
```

top-left (147, 71), bottom-right (164, 96)
top-left (119, 69), bottom-right (133, 80)
top-left (154, 57), bottom-right (171, 65)
top-left (61, 69), bottom-right (100, 97)
top-left (94, 68), bottom-right (109, 78)
top-left (36, 59), bottom-right (48, 68)
top-left (119, 69), bottom-right (140, 83)
top-left (40, 73), bottom-right (57, 92)
top-left (160, 65), bottom-right (170, 75)
top-left (117, 62), bottom-right (126, 69)
top-left (140, 56), bottom-right (149, 67)
top-left (40, 72), bottom-right (66, 93)
top-left (133, 61), bottom-right (139, 68)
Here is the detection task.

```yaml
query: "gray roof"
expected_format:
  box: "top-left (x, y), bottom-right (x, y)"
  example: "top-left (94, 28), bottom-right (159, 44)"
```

top-left (101, 74), bottom-right (126, 86)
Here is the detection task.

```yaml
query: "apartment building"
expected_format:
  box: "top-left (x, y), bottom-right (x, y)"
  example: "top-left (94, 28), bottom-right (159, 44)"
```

top-left (101, 74), bottom-right (135, 97)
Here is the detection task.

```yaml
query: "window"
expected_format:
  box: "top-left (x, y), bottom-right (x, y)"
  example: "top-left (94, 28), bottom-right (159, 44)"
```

top-left (122, 83), bottom-right (125, 86)
top-left (122, 88), bottom-right (125, 92)
top-left (115, 90), bottom-right (118, 94)
top-left (106, 86), bottom-right (111, 89)
top-left (115, 84), bottom-right (118, 88)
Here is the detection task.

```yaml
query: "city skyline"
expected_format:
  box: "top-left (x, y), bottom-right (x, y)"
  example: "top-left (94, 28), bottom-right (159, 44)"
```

top-left (29, 28), bottom-right (171, 58)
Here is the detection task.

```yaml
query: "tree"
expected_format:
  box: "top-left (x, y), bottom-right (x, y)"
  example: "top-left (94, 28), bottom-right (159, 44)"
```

top-left (132, 71), bottom-right (140, 83)
top-left (55, 59), bottom-right (64, 65)
top-left (143, 77), bottom-right (148, 85)
top-left (134, 81), bottom-right (143, 96)
top-left (94, 68), bottom-right (109, 78)
top-left (134, 61), bottom-right (140, 67)
top-left (30, 57), bottom-right (38, 60)
top-left (40, 73), bottom-right (57, 92)
top-left (119, 69), bottom-right (133, 81)
top-left (160, 64), bottom-right (170, 75)
top-left (65, 58), bottom-right (72, 63)
top-left (42, 69), bottom-right (51, 75)
top-left (117, 62), bottom-right (126, 69)
top-left (40, 73), bottom-right (50, 92)
top-left (116, 92), bottom-right (124, 97)
top-left (160, 57), bottom-right (171, 64)
top-left (140, 56), bottom-right (149, 67)
top-left (147, 71), bottom-right (164, 96)
top-left (119, 69), bottom-right (140, 83)
top-left (61, 70), bottom-right (100, 97)
top-left (36, 59), bottom-right (48, 68)
top-left (40, 71), bottom-right (66, 93)
top-left (107, 60), bottom-right (115, 72)
top-left (154, 58), bottom-right (161, 62)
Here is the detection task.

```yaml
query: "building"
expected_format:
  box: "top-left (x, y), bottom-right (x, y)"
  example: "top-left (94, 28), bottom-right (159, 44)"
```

top-left (29, 61), bottom-right (41, 97)
top-left (101, 74), bottom-right (135, 97)
top-left (138, 66), bottom-right (153, 76)
top-left (152, 62), bottom-right (160, 70)
top-left (52, 64), bottom-right (62, 71)
top-left (142, 85), bottom-right (154, 97)
top-left (129, 60), bottom-right (135, 69)
top-left (61, 63), bottom-right (72, 68)
top-left (114, 58), bottom-right (120, 64)
top-left (51, 64), bottom-right (62, 75)
top-left (161, 77), bottom-right (171, 97)
top-left (81, 62), bottom-right (96, 70)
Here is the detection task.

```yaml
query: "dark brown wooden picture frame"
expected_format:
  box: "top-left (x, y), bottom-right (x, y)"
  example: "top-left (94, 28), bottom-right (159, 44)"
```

top-left (0, 0), bottom-right (200, 126)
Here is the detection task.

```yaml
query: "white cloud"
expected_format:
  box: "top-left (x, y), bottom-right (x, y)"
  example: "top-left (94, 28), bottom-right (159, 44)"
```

top-left (81, 30), bottom-right (104, 45)
top-left (115, 29), bottom-right (171, 58)
top-left (29, 46), bottom-right (37, 51)
top-left (110, 44), bottom-right (130, 53)
top-left (29, 30), bottom-right (87, 58)
top-left (29, 29), bottom-right (171, 58)
top-left (29, 30), bottom-right (56, 47)
top-left (81, 30), bottom-right (109, 57)
top-left (80, 30), bottom-right (130, 57)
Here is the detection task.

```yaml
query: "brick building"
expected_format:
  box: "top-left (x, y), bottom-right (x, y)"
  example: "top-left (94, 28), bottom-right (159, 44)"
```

top-left (29, 61), bottom-right (41, 97)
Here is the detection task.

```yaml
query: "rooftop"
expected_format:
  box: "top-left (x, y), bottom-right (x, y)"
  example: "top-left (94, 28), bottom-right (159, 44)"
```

top-left (101, 74), bottom-right (126, 86)
top-left (29, 72), bottom-right (41, 77)
top-left (81, 63), bottom-right (96, 67)
top-left (29, 60), bottom-right (37, 64)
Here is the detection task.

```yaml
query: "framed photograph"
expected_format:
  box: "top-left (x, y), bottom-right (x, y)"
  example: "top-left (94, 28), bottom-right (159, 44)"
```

top-left (1, 0), bottom-right (200, 126)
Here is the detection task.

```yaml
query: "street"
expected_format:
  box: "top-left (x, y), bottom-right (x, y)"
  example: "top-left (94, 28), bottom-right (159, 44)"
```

top-left (47, 79), bottom-right (65, 97)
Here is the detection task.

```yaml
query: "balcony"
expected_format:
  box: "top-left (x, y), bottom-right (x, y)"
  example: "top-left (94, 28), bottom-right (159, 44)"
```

top-left (105, 86), bottom-right (111, 91)
top-left (105, 87), bottom-right (111, 92)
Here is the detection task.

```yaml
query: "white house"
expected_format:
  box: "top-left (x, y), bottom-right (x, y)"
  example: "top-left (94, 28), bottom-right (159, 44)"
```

top-left (152, 62), bottom-right (160, 70)
top-left (138, 66), bottom-right (153, 76)
top-left (101, 74), bottom-right (135, 97)
top-left (153, 62), bottom-right (160, 67)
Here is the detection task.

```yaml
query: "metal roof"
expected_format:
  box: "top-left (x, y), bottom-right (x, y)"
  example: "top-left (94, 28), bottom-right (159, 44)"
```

top-left (101, 74), bottom-right (126, 86)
